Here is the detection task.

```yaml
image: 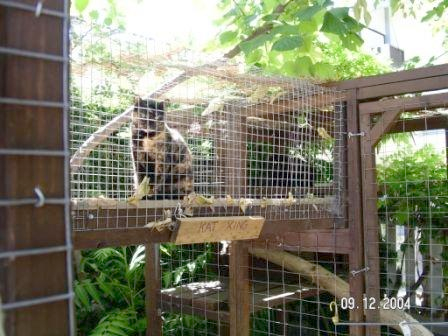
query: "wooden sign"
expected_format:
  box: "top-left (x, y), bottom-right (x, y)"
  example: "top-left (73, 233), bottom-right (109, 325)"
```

top-left (174, 216), bottom-right (265, 244)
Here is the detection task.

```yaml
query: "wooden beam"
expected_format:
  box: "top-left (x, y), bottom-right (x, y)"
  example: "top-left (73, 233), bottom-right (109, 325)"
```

top-left (73, 227), bottom-right (172, 250)
top-left (254, 228), bottom-right (351, 254)
top-left (369, 110), bottom-right (403, 147)
top-left (72, 217), bottom-right (338, 250)
top-left (145, 243), bottom-right (162, 336)
top-left (357, 75), bottom-right (448, 100)
top-left (334, 64), bottom-right (448, 90)
top-left (360, 113), bottom-right (381, 335)
top-left (359, 91), bottom-right (448, 114)
top-left (388, 115), bottom-right (448, 133)
top-left (228, 241), bottom-right (250, 336)
top-left (346, 89), bottom-right (366, 335)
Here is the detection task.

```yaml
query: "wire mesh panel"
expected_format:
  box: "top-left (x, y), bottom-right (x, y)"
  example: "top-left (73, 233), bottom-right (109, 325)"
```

top-left (159, 242), bottom-right (230, 335)
top-left (363, 99), bottom-right (448, 335)
top-left (248, 239), bottom-right (351, 336)
top-left (69, 20), bottom-right (345, 231)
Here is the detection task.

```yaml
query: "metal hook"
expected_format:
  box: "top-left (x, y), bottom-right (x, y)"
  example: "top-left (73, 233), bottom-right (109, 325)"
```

top-left (351, 266), bottom-right (370, 277)
top-left (329, 301), bottom-right (339, 324)
top-left (348, 131), bottom-right (365, 138)
top-left (34, 187), bottom-right (45, 208)
top-left (35, 0), bottom-right (43, 17)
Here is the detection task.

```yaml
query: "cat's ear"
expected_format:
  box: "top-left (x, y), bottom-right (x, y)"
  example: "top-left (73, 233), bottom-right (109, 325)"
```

top-left (156, 100), bottom-right (165, 111)
top-left (134, 96), bottom-right (143, 107)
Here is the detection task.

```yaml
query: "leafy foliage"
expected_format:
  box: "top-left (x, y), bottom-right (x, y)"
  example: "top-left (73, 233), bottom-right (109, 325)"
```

top-left (210, 0), bottom-right (386, 79)
top-left (377, 143), bottom-right (448, 307)
top-left (75, 244), bottom-right (215, 335)
top-left (377, 144), bottom-right (447, 232)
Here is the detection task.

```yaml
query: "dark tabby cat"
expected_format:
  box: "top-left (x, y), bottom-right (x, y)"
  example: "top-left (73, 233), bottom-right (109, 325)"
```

top-left (131, 97), bottom-right (194, 199)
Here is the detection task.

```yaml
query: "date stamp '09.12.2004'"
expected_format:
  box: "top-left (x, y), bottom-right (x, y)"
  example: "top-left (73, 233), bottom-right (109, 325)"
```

top-left (339, 295), bottom-right (411, 311)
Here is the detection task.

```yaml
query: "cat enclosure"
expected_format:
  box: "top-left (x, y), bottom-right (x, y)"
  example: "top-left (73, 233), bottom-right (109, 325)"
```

top-left (1, 2), bottom-right (447, 336)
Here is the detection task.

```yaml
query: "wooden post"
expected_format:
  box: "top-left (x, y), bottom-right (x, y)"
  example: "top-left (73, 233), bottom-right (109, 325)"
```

top-left (346, 90), bottom-right (366, 336)
top-left (0, 1), bottom-right (73, 335)
top-left (360, 113), bottom-right (381, 336)
top-left (228, 241), bottom-right (250, 336)
top-left (145, 243), bottom-right (162, 336)
top-left (226, 104), bottom-right (251, 336)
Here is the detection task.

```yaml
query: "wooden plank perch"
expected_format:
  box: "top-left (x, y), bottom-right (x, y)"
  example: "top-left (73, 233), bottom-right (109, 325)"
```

top-left (248, 248), bottom-right (433, 336)
top-left (71, 196), bottom-right (335, 211)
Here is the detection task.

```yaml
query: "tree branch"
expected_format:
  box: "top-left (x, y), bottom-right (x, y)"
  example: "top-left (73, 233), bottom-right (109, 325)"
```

top-left (249, 247), bottom-right (433, 336)
top-left (403, 262), bottom-right (430, 302)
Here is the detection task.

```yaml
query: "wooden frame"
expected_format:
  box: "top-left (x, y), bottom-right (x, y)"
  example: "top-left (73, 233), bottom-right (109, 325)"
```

top-left (0, 1), bottom-right (73, 335)
top-left (68, 63), bottom-right (448, 336)
top-left (335, 64), bottom-right (448, 336)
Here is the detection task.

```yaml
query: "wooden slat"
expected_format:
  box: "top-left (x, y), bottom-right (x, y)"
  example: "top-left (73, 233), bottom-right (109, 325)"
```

top-left (369, 109), bottom-right (402, 147)
top-left (160, 279), bottom-right (318, 319)
top-left (161, 280), bottom-right (226, 311)
top-left (346, 89), bottom-right (366, 335)
top-left (359, 91), bottom-right (448, 114)
top-left (388, 115), bottom-right (448, 133)
top-left (72, 227), bottom-right (172, 250)
top-left (334, 64), bottom-right (448, 90)
top-left (160, 298), bottom-right (229, 322)
top-left (256, 228), bottom-right (351, 254)
top-left (357, 75), bottom-right (448, 100)
top-left (229, 241), bottom-right (250, 336)
top-left (0, 3), bottom-right (71, 335)
top-left (145, 243), bottom-right (162, 336)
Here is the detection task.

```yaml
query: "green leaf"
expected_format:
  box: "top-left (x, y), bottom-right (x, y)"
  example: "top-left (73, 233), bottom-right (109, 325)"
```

top-left (74, 282), bottom-right (90, 309)
top-left (330, 7), bottom-right (350, 19)
top-left (75, 0), bottom-right (89, 13)
top-left (313, 62), bottom-right (336, 80)
top-left (246, 49), bottom-right (263, 64)
top-left (162, 271), bottom-right (172, 288)
top-left (271, 24), bottom-right (299, 35)
top-left (297, 5), bottom-right (322, 21)
top-left (239, 33), bottom-right (271, 54)
top-left (295, 56), bottom-right (313, 76)
top-left (353, 3), bottom-right (361, 20)
top-left (160, 244), bottom-right (171, 256)
top-left (174, 268), bottom-right (184, 284)
top-left (219, 31), bottom-right (238, 44)
top-left (89, 10), bottom-right (99, 20)
top-left (104, 16), bottom-right (113, 26)
top-left (271, 35), bottom-right (303, 51)
top-left (107, 325), bottom-right (129, 336)
top-left (363, 8), bottom-right (372, 26)
top-left (84, 280), bottom-right (102, 306)
top-left (321, 11), bottom-right (347, 36)
top-left (110, 320), bottom-right (134, 331)
top-left (341, 32), bottom-right (364, 50)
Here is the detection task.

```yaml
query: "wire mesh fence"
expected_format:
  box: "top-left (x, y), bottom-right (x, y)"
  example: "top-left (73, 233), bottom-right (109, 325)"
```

top-left (365, 101), bottom-right (448, 335)
top-left (69, 19), bottom-right (345, 231)
top-left (67, 17), bottom-right (447, 336)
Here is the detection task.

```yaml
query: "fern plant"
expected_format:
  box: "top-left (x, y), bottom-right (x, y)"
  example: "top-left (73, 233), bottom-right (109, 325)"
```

top-left (75, 246), bottom-right (147, 336)
top-left (75, 244), bottom-right (215, 335)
